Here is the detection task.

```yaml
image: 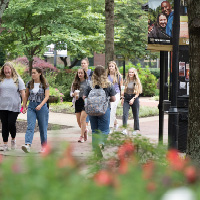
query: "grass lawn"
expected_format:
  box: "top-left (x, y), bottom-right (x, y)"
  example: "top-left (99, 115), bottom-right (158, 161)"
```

top-left (50, 102), bottom-right (159, 118)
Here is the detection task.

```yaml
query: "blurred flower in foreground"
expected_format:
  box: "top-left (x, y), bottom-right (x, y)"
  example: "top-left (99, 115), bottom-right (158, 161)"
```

top-left (184, 166), bottom-right (197, 184)
top-left (57, 145), bottom-right (76, 168)
top-left (166, 149), bottom-right (187, 171)
top-left (142, 160), bottom-right (155, 180)
top-left (0, 154), bottom-right (3, 164)
top-left (117, 141), bottom-right (135, 160)
top-left (41, 143), bottom-right (52, 157)
top-left (94, 170), bottom-right (113, 186)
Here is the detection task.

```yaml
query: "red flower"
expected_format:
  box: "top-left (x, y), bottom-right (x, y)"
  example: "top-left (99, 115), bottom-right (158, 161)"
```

top-left (117, 141), bottom-right (135, 160)
top-left (146, 181), bottom-right (156, 192)
top-left (57, 145), bottom-right (76, 168)
top-left (166, 149), bottom-right (186, 171)
top-left (94, 170), bottom-right (113, 186)
top-left (184, 166), bottom-right (197, 183)
top-left (118, 159), bottom-right (129, 174)
top-left (41, 143), bottom-right (52, 157)
top-left (142, 161), bottom-right (155, 180)
top-left (0, 154), bottom-right (3, 164)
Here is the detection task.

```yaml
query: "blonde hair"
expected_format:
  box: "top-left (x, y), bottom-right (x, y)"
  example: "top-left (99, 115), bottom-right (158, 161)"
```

top-left (0, 62), bottom-right (19, 87)
top-left (124, 68), bottom-right (142, 94)
top-left (107, 61), bottom-right (122, 84)
top-left (91, 65), bottom-right (111, 88)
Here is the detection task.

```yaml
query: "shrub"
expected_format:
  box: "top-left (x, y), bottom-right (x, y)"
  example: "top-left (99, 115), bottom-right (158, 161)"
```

top-left (0, 139), bottom-right (200, 200)
top-left (149, 68), bottom-right (160, 79)
top-left (13, 57), bottom-right (55, 72)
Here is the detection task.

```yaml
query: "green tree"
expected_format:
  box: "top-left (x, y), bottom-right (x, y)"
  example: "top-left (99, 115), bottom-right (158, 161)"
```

top-left (1, 0), bottom-right (104, 74)
top-left (186, 0), bottom-right (200, 164)
top-left (114, 0), bottom-right (148, 60)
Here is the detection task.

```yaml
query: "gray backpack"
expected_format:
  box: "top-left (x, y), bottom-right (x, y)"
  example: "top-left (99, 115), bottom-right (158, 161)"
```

top-left (85, 86), bottom-right (108, 116)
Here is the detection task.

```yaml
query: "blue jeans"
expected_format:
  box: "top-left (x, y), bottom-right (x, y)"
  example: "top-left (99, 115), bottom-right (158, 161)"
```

top-left (89, 107), bottom-right (110, 149)
top-left (86, 115), bottom-right (90, 123)
top-left (25, 101), bottom-right (49, 146)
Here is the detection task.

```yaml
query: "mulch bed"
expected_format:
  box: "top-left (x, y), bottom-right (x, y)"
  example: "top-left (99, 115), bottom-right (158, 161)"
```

top-left (0, 120), bottom-right (71, 134)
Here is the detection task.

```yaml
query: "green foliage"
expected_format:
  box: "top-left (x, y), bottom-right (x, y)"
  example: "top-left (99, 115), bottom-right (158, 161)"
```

top-left (49, 87), bottom-right (64, 102)
top-left (1, 137), bottom-right (200, 200)
top-left (45, 70), bottom-right (76, 102)
top-left (1, 0), bottom-right (105, 65)
top-left (119, 63), bottom-right (157, 96)
top-left (149, 68), bottom-right (160, 79)
top-left (114, 0), bottom-right (148, 59)
top-left (116, 104), bottom-right (158, 118)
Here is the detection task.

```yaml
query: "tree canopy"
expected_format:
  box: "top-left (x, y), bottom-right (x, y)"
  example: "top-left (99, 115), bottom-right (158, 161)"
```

top-left (0, 0), bottom-right (104, 72)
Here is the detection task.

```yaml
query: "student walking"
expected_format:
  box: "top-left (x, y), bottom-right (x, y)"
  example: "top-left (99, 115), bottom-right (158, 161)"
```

top-left (21, 67), bottom-right (49, 153)
top-left (121, 68), bottom-right (142, 136)
top-left (107, 61), bottom-right (123, 133)
top-left (0, 62), bottom-right (26, 151)
top-left (70, 68), bottom-right (90, 143)
top-left (83, 65), bottom-right (116, 156)
top-left (81, 58), bottom-right (93, 131)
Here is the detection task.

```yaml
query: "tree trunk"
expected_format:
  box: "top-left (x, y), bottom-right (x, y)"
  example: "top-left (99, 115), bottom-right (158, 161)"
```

top-left (28, 58), bottom-right (33, 76)
top-left (105, 0), bottom-right (114, 68)
top-left (69, 58), bottom-right (79, 69)
top-left (186, 1), bottom-right (200, 164)
top-left (60, 57), bottom-right (68, 67)
top-left (0, 0), bottom-right (9, 22)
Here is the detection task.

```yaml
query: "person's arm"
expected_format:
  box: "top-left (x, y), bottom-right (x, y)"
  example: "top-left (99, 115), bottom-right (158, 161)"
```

top-left (109, 85), bottom-right (116, 102)
top-left (22, 88), bottom-right (29, 114)
top-left (36, 89), bottom-right (50, 111)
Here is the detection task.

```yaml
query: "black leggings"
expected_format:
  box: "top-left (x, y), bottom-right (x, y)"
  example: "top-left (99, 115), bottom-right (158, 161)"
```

top-left (0, 110), bottom-right (19, 142)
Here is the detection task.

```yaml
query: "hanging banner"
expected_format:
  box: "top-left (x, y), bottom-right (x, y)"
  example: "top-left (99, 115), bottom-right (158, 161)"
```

top-left (147, 0), bottom-right (174, 51)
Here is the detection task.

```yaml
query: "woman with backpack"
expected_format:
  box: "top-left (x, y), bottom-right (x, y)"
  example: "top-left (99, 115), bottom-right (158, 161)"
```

top-left (83, 65), bottom-right (116, 157)
top-left (0, 62), bottom-right (26, 151)
top-left (121, 68), bottom-right (142, 136)
top-left (107, 61), bottom-right (123, 133)
top-left (21, 67), bottom-right (49, 153)
top-left (70, 68), bottom-right (90, 143)
top-left (81, 58), bottom-right (93, 132)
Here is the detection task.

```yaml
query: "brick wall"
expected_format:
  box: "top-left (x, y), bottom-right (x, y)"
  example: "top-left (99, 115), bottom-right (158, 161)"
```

top-left (93, 52), bottom-right (105, 67)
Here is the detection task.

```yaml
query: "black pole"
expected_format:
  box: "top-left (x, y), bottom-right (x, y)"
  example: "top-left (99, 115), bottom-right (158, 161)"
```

top-left (54, 44), bottom-right (57, 67)
top-left (159, 51), bottom-right (165, 143)
top-left (123, 60), bottom-right (126, 79)
top-left (164, 52), bottom-right (169, 100)
top-left (168, 0), bottom-right (180, 149)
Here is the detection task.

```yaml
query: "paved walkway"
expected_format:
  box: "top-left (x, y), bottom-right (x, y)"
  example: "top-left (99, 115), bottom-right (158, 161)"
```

top-left (0, 97), bottom-right (168, 159)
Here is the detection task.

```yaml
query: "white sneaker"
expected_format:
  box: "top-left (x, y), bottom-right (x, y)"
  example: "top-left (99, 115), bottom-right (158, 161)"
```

top-left (3, 144), bottom-right (9, 151)
top-left (21, 144), bottom-right (30, 153)
top-left (122, 129), bottom-right (128, 135)
top-left (114, 124), bottom-right (119, 131)
top-left (109, 128), bottom-right (113, 134)
top-left (11, 139), bottom-right (16, 150)
top-left (132, 131), bottom-right (137, 136)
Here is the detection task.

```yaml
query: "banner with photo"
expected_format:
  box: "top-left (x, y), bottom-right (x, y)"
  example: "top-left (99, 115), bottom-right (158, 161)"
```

top-left (147, 0), bottom-right (174, 51)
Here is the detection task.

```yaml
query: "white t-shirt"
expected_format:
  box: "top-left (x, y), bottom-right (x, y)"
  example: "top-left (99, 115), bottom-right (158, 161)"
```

top-left (32, 83), bottom-right (40, 93)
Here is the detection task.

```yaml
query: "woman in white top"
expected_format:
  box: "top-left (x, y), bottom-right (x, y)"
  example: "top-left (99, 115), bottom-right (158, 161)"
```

top-left (0, 62), bottom-right (26, 151)
top-left (21, 67), bottom-right (49, 153)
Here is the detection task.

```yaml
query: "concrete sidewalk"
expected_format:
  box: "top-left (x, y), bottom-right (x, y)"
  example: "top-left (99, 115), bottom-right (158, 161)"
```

top-left (0, 97), bottom-right (168, 158)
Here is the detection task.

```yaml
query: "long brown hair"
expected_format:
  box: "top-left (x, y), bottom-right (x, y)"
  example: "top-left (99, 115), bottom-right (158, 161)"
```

top-left (0, 62), bottom-right (19, 87)
top-left (72, 68), bottom-right (87, 91)
top-left (107, 61), bottom-right (122, 84)
top-left (124, 68), bottom-right (142, 94)
top-left (91, 65), bottom-right (111, 88)
top-left (29, 67), bottom-right (49, 89)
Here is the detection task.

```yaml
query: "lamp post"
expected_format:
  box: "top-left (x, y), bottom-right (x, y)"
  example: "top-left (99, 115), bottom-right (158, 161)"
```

top-left (168, 0), bottom-right (180, 149)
